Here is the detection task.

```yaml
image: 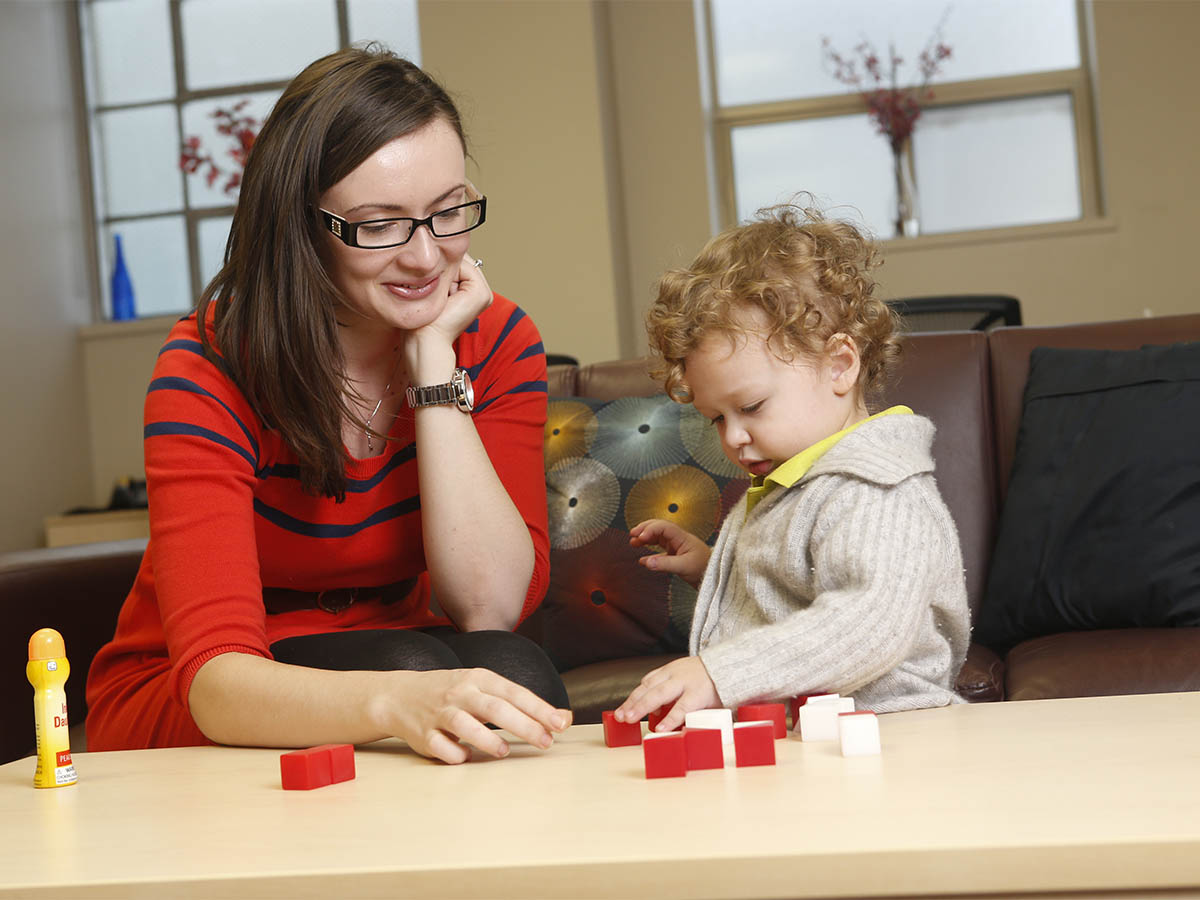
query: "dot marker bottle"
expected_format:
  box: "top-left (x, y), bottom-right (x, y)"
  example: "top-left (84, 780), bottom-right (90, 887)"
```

top-left (26, 628), bottom-right (77, 788)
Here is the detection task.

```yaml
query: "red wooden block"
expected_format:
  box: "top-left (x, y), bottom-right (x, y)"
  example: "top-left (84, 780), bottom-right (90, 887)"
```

top-left (736, 702), bottom-right (788, 739)
top-left (642, 732), bottom-right (687, 779)
top-left (648, 704), bottom-right (682, 733)
top-left (683, 727), bottom-right (724, 770)
top-left (311, 744), bottom-right (356, 784)
top-left (733, 721), bottom-right (776, 767)
top-left (280, 747), bottom-right (332, 791)
top-left (602, 710), bottom-right (643, 747)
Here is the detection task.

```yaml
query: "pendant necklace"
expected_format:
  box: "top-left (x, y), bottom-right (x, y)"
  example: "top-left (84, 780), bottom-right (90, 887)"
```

top-left (362, 349), bottom-right (402, 454)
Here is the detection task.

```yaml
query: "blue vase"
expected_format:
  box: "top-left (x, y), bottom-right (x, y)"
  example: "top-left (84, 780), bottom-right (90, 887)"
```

top-left (111, 234), bottom-right (136, 320)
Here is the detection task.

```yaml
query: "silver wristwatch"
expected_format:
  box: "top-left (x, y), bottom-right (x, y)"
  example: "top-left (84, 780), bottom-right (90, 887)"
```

top-left (405, 367), bottom-right (475, 412)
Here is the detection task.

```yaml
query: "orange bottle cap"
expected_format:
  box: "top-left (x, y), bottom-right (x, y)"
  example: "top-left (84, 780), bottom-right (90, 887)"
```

top-left (28, 628), bottom-right (66, 661)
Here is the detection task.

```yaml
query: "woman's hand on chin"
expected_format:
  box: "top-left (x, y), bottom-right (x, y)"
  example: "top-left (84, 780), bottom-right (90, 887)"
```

top-left (403, 255), bottom-right (492, 378)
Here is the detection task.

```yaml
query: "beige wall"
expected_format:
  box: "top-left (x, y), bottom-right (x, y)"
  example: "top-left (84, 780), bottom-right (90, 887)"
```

top-left (8, 0), bottom-right (1200, 552)
top-left (0, 2), bottom-right (94, 552)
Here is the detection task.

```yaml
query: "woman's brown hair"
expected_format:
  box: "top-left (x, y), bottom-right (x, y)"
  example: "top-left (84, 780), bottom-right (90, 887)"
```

top-left (196, 45), bottom-right (466, 501)
top-left (646, 202), bottom-right (901, 407)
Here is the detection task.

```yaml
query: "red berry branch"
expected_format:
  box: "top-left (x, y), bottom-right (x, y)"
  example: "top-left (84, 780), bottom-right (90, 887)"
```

top-left (179, 100), bottom-right (259, 196)
top-left (822, 23), bottom-right (952, 153)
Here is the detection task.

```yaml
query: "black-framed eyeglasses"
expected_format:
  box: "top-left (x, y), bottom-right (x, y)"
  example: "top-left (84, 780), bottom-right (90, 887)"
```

top-left (318, 197), bottom-right (487, 249)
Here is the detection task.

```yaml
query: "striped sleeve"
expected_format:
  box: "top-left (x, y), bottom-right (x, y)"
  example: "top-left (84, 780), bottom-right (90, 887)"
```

top-left (143, 318), bottom-right (272, 707)
top-left (463, 295), bottom-right (550, 621)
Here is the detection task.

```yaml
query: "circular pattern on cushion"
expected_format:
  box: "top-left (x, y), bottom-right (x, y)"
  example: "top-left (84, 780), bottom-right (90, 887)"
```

top-left (588, 396), bottom-right (687, 479)
top-left (546, 457), bottom-right (621, 550)
top-left (544, 399), bottom-right (598, 469)
top-left (680, 408), bottom-right (743, 479)
top-left (623, 464), bottom-right (721, 544)
top-left (544, 528), bottom-right (670, 671)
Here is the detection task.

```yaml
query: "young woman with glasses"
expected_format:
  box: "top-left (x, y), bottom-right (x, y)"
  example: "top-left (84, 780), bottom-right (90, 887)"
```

top-left (85, 46), bottom-right (571, 764)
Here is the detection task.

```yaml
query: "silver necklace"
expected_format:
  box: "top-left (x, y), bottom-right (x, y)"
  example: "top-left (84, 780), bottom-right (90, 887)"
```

top-left (363, 380), bottom-right (391, 454)
top-left (362, 350), bottom-right (402, 454)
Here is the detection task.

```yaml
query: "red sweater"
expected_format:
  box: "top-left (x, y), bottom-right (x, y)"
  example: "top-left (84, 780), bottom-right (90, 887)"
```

top-left (85, 294), bottom-right (549, 750)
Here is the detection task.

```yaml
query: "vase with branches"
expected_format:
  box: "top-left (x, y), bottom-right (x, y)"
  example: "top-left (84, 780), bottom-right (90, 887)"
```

top-left (179, 99), bottom-right (260, 197)
top-left (822, 22), bottom-right (952, 237)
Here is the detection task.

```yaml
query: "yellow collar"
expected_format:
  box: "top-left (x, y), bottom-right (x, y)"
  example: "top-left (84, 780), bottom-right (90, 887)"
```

top-left (745, 406), bottom-right (913, 513)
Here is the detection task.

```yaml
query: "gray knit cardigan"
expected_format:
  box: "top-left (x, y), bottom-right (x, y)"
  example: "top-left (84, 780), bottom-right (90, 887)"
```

top-left (691, 413), bottom-right (971, 713)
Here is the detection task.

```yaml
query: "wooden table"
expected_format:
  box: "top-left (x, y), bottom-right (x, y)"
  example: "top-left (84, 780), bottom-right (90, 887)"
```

top-left (3, 692), bottom-right (1200, 899)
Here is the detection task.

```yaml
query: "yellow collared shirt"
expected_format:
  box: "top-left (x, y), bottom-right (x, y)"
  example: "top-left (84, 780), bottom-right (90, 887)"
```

top-left (744, 406), bottom-right (913, 514)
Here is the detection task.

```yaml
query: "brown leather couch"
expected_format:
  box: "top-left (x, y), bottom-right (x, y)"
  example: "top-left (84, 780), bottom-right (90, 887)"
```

top-left (4, 313), bottom-right (1199, 765)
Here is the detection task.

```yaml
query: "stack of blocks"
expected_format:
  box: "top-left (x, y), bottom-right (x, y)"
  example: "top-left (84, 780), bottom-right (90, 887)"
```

top-left (604, 695), bottom-right (880, 778)
top-left (792, 694), bottom-right (881, 757)
top-left (603, 704), bottom-right (788, 778)
top-left (279, 744), bottom-right (356, 790)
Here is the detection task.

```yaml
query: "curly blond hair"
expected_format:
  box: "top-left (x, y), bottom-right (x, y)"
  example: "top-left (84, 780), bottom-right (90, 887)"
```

top-left (647, 203), bottom-right (901, 405)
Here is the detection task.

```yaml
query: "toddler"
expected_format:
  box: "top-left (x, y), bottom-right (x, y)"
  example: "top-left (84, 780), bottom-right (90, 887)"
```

top-left (614, 204), bottom-right (970, 732)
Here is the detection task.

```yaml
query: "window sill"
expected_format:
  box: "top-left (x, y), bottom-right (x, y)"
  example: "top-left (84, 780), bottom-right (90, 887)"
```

top-left (80, 314), bottom-right (180, 341)
top-left (880, 215), bottom-right (1118, 254)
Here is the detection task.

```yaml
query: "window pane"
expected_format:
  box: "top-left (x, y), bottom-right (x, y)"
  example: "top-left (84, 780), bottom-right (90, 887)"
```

top-left (197, 215), bottom-right (234, 291)
top-left (96, 104), bottom-right (183, 217)
top-left (914, 93), bottom-right (1081, 234)
top-left (348, 0), bottom-right (421, 64)
top-left (712, 0), bottom-right (1079, 107)
top-left (731, 115), bottom-right (893, 238)
top-left (181, 90), bottom-right (281, 209)
top-left (102, 217), bottom-right (191, 318)
top-left (85, 0), bottom-right (175, 105)
top-left (180, 0), bottom-right (337, 90)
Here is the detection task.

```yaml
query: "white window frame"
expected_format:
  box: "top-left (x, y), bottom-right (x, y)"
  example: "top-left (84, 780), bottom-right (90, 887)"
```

top-left (73, 0), bottom-right (363, 322)
top-left (702, 0), bottom-right (1103, 237)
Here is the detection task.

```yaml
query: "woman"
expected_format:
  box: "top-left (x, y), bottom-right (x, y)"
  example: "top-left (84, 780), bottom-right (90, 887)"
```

top-left (86, 46), bottom-right (571, 764)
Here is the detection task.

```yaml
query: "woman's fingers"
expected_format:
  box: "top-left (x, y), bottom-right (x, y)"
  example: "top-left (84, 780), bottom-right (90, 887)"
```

top-left (404, 669), bottom-right (571, 763)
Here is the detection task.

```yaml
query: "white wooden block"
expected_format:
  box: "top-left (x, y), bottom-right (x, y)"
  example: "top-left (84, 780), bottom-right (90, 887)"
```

top-left (684, 709), bottom-right (734, 745)
top-left (836, 697), bottom-right (855, 714)
top-left (797, 702), bottom-right (840, 742)
top-left (838, 711), bottom-right (881, 756)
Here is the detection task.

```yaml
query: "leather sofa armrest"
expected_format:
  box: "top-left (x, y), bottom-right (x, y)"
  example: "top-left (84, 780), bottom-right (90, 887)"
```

top-left (0, 539), bottom-right (145, 764)
top-left (956, 641), bottom-right (1005, 702)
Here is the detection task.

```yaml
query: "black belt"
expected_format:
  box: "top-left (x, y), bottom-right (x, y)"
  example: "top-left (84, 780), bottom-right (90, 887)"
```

top-left (262, 578), bottom-right (418, 615)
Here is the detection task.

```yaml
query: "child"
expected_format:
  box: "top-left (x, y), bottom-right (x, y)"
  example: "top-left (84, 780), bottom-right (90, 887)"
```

top-left (614, 204), bottom-right (970, 732)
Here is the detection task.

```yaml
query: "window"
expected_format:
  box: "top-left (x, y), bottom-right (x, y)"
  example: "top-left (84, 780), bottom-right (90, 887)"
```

top-left (77, 0), bottom-right (421, 320)
top-left (704, 0), bottom-right (1099, 239)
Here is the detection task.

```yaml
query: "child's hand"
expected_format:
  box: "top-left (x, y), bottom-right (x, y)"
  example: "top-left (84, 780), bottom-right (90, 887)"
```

top-left (629, 519), bottom-right (711, 589)
top-left (613, 656), bottom-right (720, 732)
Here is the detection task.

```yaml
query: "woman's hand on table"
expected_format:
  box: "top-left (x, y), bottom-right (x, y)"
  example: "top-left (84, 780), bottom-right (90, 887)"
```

top-left (375, 667), bottom-right (572, 765)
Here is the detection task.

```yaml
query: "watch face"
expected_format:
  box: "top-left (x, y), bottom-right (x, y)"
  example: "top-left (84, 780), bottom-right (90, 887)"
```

top-left (455, 368), bottom-right (475, 412)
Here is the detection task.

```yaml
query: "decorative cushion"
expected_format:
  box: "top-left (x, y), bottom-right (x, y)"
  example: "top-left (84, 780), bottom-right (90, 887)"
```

top-left (976, 342), bottom-right (1200, 654)
top-left (542, 395), bottom-right (748, 672)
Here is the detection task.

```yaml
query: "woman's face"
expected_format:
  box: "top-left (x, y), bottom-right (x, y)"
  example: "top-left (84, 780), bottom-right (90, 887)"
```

top-left (318, 117), bottom-right (471, 334)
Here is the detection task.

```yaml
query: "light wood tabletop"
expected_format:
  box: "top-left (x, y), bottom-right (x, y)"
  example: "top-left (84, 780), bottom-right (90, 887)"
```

top-left (3, 691), bottom-right (1200, 899)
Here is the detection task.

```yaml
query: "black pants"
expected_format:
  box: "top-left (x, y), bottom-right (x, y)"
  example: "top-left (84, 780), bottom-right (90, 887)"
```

top-left (270, 627), bottom-right (569, 710)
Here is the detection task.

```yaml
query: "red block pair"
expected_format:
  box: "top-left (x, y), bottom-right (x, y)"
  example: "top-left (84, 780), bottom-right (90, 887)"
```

top-left (280, 744), bottom-right (356, 791)
top-left (736, 702), bottom-right (788, 739)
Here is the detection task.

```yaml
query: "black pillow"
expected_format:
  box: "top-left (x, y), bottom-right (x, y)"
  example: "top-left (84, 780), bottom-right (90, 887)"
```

top-left (976, 341), bottom-right (1200, 654)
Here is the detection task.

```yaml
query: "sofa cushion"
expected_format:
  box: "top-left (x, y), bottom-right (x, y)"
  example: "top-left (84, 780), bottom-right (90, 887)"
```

top-left (542, 395), bottom-right (748, 672)
top-left (977, 342), bottom-right (1200, 654)
top-left (1005, 628), bottom-right (1200, 701)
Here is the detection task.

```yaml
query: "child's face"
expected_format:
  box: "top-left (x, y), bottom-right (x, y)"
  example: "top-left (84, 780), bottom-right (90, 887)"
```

top-left (685, 321), bottom-right (866, 477)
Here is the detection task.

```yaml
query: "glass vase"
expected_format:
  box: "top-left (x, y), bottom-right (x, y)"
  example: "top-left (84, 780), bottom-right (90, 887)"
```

top-left (893, 140), bottom-right (920, 238)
